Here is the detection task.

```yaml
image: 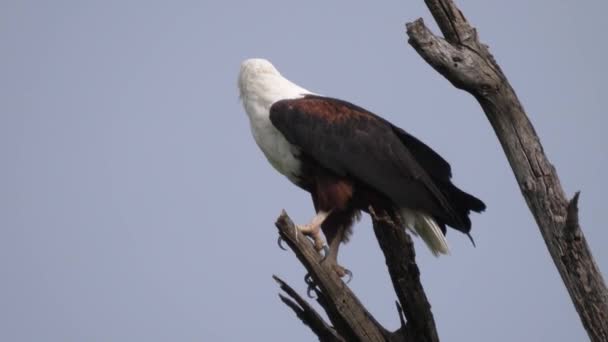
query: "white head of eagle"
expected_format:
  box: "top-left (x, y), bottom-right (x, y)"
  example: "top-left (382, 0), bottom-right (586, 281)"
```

top-left (238, 58), bottom-right (485, 277)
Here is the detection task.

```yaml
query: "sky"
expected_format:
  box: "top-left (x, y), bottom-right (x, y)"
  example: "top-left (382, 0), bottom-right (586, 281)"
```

top-left (1, 0), bottom-right (606, 341)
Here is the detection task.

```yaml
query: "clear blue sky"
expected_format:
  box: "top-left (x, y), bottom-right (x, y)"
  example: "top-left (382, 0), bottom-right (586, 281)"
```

top-left (1, 0), bottom-right (606, 341)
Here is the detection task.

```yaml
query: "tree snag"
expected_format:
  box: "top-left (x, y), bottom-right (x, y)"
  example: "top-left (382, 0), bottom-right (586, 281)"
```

top-left (406, 1), bottom-right (608, 341)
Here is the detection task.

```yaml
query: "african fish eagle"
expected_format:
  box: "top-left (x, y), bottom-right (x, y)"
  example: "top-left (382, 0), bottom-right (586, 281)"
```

top-left (238, 58), bottom-right (485, 278)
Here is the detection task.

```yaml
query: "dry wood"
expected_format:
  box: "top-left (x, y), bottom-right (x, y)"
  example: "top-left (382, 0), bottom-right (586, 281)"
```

top-left (273, 275), bottom-right (345, 342)
top-left (406, 1), bottom-right (608, 340)
top-left (274, 211), bottom-right (387, 342)
top-left (370, 208), bottom-right (439, 342)
top-left (274, 210), bottom-right (440, 341)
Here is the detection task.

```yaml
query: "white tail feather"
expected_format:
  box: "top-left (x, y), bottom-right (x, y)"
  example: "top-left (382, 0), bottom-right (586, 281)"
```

top-left (399, 208), bottom-right (450, 256)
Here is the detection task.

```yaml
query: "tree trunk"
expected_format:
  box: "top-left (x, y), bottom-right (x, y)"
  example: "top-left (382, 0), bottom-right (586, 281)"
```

top-left (405, 1), bottom-right (608, 340)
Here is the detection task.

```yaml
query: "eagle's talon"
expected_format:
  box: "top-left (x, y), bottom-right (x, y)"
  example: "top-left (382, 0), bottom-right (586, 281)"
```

top-left (344, 269), bottom-right (353, 284)
top-left (304, 273), bottom-right (317, 298)
top-left (295, 215), bottom-right (328, 253)
top-left (320, 245), bottom-right (330, 259)
top-left (277, 236), bottom-right (288, 251)
top-left (306, 283), bottom-right (318, 298)
top-left (304, 273), bottom-right (313, 285)
top-left (321, 258), bottom-right (352, 281)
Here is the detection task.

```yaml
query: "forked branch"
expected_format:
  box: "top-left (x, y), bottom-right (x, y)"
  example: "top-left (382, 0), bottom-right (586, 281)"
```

top-left (406, 1), bottom-right (608, 340)
top-left (274, 211), bottom-right (387, 342)
top-left (274, 211), bottom-right (439, 342)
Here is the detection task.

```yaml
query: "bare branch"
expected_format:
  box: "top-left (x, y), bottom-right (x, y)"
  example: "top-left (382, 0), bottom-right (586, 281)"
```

top-left (273, 275), bottom-right (345, 342)
top-left (422, 0), bottom-right (469, 44)
top-left (406, 19), bottom-right (501, 94)
top-left (370, 208), bottom-right (439, 342)
top-left (274, 209), bottom-right (441, 342)
top-left (407, 1), bottom-right (608, 340)
top-left (565, 191), bottom-right (581, 235)
top-left (274, 211), bottom-right (388, 342)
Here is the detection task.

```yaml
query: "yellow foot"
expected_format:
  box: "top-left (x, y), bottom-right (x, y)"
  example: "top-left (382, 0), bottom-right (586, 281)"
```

top-left (296, 223), bottom-right (326, 251)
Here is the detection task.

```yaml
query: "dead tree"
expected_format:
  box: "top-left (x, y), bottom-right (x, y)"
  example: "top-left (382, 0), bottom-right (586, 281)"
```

top-left (405, 1), bottom-right (607, 341)
top-left (273, 1), bottom-right (607, 341)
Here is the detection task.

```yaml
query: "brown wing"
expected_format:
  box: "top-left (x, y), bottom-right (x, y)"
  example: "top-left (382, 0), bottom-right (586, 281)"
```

top-left (269, 95), bottom-right (481, 231)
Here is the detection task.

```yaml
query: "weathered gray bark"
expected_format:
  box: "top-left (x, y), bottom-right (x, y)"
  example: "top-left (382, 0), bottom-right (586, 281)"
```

top-left (273, 275), bottom-right (346, 342)
top-left (369, 208), bottom-right (439, 342)
top-left (274, 211), bottom-right (387, 342)
top-left (405, 1), bottom-right (608, 341)
top-left (274, 210), bottom-right (439, 342)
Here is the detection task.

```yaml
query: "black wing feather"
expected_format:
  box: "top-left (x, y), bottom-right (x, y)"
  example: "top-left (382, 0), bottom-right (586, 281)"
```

top-left (270, 95), bottom-right (466, 228)
top-left (390, 126), bottom-right (452, 181)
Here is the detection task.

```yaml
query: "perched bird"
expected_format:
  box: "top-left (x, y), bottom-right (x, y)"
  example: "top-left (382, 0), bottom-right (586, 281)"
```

top-left (238, 58), bottom-right (485, 278)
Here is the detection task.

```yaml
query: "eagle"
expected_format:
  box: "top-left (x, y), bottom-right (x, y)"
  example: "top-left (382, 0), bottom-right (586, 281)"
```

top-left (238, 58), bottom-right (485, 278)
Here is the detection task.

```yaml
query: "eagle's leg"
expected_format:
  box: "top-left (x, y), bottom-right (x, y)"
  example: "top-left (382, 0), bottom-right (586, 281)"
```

top-left (296, 210), bottom-right (330, 252)
top-left (321, 224), bottom-right (351, 281)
